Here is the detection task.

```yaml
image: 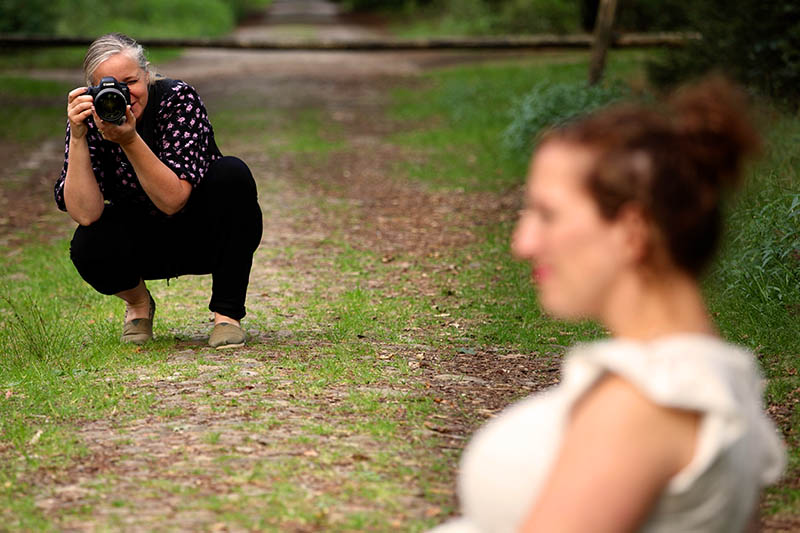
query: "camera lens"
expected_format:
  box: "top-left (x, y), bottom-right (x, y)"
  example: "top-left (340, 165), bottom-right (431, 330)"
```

top-left (95, 89), bottom-right (127, 124)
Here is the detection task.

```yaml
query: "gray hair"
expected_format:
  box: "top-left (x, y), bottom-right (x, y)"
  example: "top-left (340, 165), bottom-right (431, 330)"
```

top-left (83, 33), bottom-right (155, 86)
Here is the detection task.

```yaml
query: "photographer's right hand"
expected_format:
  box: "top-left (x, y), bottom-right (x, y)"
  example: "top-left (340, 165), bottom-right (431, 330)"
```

top-left (67, 87), bottom-right (93, 139)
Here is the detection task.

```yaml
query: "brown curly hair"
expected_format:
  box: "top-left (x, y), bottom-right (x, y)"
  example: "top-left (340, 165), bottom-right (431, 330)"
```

top-left (541, 76), bottom-right (761, 275)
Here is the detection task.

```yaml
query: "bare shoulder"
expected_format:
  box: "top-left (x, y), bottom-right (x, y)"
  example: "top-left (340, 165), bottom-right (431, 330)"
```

top-left (574, 373), bottom-right (699, 425)
top-left (570, 372), bottom-right (700, 474)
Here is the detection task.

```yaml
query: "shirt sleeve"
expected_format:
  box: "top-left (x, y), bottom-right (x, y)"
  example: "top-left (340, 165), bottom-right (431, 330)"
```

top-left (54, 121), bottom-right (70, 212)
top-left (54, 119), bottom-right (111, 212)
top-left (156, 82), bottom-right (216, 187)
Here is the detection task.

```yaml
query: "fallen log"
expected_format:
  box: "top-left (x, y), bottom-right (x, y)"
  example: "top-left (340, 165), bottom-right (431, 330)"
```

top-left (0, 32), bottom-right (700, 51)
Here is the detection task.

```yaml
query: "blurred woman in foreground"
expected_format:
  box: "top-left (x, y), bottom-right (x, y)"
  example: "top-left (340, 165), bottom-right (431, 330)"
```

top-left (431, 76), bottom-right (785, 533)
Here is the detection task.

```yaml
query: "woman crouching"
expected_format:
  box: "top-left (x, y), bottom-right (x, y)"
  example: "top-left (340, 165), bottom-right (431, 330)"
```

top-left (55, 33), bottom-right (262, 349)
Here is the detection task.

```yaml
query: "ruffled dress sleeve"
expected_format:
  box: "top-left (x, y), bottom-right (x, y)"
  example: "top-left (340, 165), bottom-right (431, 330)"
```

top-left (564, 335), bottom-right (786, 531)
top-left (566, 336), bottom-right (785, 490)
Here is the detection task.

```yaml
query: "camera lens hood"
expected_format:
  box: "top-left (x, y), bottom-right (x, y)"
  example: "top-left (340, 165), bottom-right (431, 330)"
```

top-left (94, 88), bottom-right (128, 125)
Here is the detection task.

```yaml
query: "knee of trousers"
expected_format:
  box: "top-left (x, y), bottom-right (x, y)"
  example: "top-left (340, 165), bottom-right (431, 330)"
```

top-left (69, 222), bottom-right (139, 295)
top-left (202, 156), bottom-right (258, 201)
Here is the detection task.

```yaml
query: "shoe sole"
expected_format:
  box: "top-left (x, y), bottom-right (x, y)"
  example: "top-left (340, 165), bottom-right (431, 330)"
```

top-left (121, 335), bottom-right (152, 345)
top-left (214, 342), bottom-right (245, 351)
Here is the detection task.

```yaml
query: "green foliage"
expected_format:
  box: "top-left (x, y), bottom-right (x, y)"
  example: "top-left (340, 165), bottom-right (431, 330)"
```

top-left (55, 0), bottom-right (235, 38)
top-left (222, 0), bottom-right (276, 21)
top-left (503, 80), bottom-right (630, 158)
top-left (376, 0), bottom-right (581, 36)
top-left (648, 0), bottom-right (800, 108)
top-left (0, 76), bottom-right (73, 142)
top-left (390, 51), bottom-right (647, 190)
top-left (357, 0), bottom-right (689, 36)
top-left (339, 0), bottom-right (421, 12)
top-left (0, 47), bottom-right (183, 72)
top-left (497, 0), bottom-right (581, 34)
top-left (0, 0), bottom-right (273, 37)
top-left (615, 0), bottom-right (690, 32)
top-left (705, 115), bottom-right (800, 355)
top-left (0, 0), bottom-right (59, 35)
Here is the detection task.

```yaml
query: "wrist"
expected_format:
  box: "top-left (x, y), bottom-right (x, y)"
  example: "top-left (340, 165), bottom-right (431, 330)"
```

top-left (118, 131), bottom-right (140, 149)
top-left (69, 129), bottom-right (87, 141)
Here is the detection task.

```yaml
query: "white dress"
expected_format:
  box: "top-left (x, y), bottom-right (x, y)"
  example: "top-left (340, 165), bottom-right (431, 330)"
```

top-left (431, 335), bottom-right (786, 533)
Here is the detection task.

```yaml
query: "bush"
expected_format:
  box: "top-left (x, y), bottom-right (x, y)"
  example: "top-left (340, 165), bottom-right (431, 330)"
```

top-left (497, 0), bottom-right (580, 34)
top-left (712, 116), bottom-right (800, 316)
top-left (704, 114), bottom-right (800, 356)
top-left (221, 0), bottom-right (276, 21)
top-left (503, 80), bottom-right (629, 157)
top-left (719, 191), bottom-right (800, 306)
top-left (0, 0), bottom-right (59, 35)
top-left (615, 0), bottom-right (690, 32)
top-left (339, 0), bottom-right (421, 12)
top-left (648, 0), bottom-right (800, 109)
top-left (2, 0), bottom-right (265, 38)
top-left (347, 0), bottom-right (581, 36)
top-left (55, 0), bottom-right (236, 38)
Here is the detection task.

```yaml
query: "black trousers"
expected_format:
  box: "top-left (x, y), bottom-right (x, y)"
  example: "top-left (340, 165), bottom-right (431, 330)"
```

top-left (70, 156), bottom-right (263, 320)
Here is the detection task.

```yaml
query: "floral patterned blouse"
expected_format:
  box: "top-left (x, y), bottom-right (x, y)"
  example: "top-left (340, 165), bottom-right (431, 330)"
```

top-left (55, 78), bottom-right (220, 217)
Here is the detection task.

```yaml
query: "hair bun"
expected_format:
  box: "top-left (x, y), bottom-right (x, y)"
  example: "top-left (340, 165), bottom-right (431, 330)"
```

top-left (669, 75), bottom-right (761, 190)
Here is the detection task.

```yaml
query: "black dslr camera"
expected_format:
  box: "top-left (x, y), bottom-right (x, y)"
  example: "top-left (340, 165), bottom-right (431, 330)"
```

top-left (85, 76), bottom-right (130, 125)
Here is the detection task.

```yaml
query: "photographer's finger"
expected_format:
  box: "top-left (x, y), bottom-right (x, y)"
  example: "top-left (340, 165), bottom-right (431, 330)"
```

top-left (68, 87), bottom-right (89, 102)
top-left (68, 104), bottom-right (93, 128)
top-left (90, 107), bottom-right (104, 125)
top-left (69, 107), bottom-right (92, 123)
top-left (124, 105), bottom-right (134, 125)
top-left (69, 99), bottom-right (93, 114)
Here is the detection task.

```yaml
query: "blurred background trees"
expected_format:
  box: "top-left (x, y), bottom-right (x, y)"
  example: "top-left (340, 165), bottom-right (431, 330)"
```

top-left (0, 0), bottom-right (271, 38)
top-left (342, 0), bottom-right (690, 35)
top-left (647, 0), bottom-right (800, 108)
top-left (346, 0), bottom-right (799, 108)
top-left (1, 0), bottom-right (797, 107)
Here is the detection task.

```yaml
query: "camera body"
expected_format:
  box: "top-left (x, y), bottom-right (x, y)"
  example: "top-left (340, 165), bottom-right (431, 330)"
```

top-left (85, 76), bottom-right (130, 126)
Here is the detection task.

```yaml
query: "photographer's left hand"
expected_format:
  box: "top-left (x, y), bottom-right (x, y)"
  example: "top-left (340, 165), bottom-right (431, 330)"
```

top-left (93, 105), bottom-right (137, 147)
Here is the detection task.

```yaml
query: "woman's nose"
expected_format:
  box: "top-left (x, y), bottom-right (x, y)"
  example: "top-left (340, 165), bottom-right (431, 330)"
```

top-left (511, 217), bottom-right (539, 260)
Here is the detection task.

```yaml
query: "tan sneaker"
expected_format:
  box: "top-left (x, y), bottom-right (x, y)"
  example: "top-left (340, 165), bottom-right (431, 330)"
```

top-left (121, 291), bottom-right (155, 345)
top-left (209, 322), bottom-right (246, 350)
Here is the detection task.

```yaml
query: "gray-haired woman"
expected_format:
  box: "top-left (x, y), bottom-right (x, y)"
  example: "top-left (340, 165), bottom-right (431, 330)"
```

top-left (56, 33), bottom-right (262, 349)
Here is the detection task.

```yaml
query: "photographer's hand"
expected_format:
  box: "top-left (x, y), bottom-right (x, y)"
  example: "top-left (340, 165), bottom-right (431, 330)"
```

top-left (67, 87), bottom-right (93, 139)
top-left (92, 106), bottom-right (137, 146)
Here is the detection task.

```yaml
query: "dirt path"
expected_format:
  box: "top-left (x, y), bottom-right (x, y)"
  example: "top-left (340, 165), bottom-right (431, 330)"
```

top-left (2, 2), bottom-right (797, 531)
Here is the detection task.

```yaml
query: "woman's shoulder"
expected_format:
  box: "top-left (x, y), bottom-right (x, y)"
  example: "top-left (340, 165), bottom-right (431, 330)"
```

top-left (153, 77), bottom-right (193, 96)
top-left (564, 334), bottom-right (785, 483)
top-left (564, 335), bottom-right (761, 408)
top-left (568, 335), bottom-right (784, 489)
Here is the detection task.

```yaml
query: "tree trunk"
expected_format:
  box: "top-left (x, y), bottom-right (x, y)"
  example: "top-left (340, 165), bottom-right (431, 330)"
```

top-left (588, 0), bottom-right (619, 85)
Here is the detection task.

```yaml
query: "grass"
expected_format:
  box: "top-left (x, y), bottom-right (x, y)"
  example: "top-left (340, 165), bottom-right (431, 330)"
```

top-left (379, 0), bottom-right (581, 38)
top-left (0, 231), bottom-right (456, 529)
top-left (0, 47), bottom-right (184, 71)
top-left (0, 76), bottom-right (75, 142)
top-left (390, 50), bottom-right (651, 191)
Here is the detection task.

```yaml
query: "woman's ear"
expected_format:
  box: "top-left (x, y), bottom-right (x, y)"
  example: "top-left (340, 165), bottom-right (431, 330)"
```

top-left (616, 203), bottom-right (652, 265)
